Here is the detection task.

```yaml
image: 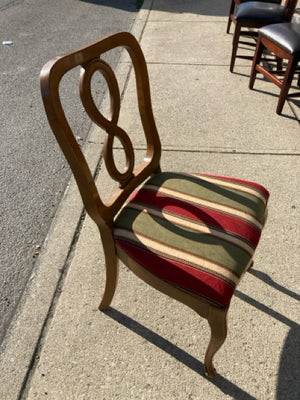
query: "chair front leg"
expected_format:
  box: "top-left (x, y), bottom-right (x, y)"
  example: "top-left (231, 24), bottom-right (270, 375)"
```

top-left (98, 228), bottom-right (120, 310)
top-left (230, 22), bottom-right (241, 72)
top-left (249, 36), bottom-right (264, 89)
top-left (204, 306), bottom-right (228, 378)
top-left (227, 0), bottom-right (236, 34)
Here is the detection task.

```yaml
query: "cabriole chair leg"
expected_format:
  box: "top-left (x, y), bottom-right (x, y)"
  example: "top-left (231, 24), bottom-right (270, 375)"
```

top-left (98, 231), bottom-right (120, 310)
top-left (204, 306), bottom-right (228, 378)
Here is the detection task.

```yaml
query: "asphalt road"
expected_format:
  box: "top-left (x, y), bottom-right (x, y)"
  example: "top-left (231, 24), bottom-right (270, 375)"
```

top-left (0, 0), bottom-right (138, 344)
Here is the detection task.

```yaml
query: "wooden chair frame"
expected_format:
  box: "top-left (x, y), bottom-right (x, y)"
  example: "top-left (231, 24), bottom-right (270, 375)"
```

top-left (40, 32), bottom-right (266, 378)
top-left (226, 0), bottom-right (282, 34)
top-left (229, 0), bottom-right (297, 72)
top-left (249, 30), bottom-right (300, 114)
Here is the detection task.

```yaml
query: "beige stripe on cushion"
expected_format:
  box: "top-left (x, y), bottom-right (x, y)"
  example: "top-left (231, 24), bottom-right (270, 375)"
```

top-left (143, 184), bottom-right (263, 230)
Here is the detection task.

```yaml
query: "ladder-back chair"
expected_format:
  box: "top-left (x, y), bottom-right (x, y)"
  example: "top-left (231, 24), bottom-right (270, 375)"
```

top-left (229, 0), bottom-right (297, 72)
top-left (249, 22), bottom-right (300, 114)
top-left (226, 0), bottom-right (281, 34)
top-left (40, 32), bottom-right (269, 378)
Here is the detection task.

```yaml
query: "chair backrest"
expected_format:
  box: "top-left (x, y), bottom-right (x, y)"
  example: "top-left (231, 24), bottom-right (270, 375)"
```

top-left (40, 32), bottom-right (162, 229)
top-left (285, 0), bottom-right (298, 20)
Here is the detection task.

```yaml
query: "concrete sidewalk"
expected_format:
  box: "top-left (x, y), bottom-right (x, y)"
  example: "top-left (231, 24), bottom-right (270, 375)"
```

top-left (1, 0), bottom-right (299, 399)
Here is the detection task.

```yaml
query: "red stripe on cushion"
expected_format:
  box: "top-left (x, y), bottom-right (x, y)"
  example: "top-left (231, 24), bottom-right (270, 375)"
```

top-left (116, 240), bottom-right (235, 307)
top-left (130, 189), bottom-right (261, 247)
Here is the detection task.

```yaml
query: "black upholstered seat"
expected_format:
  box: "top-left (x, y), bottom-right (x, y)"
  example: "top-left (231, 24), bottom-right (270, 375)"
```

top-left (226, 0), bottom-right (282, 34)
top-left (229, 0), bottom-right (297, 72)
top-left (259, 22), bottom-right (300, 56)
top-left (235, 2), bottom-right (287, 22)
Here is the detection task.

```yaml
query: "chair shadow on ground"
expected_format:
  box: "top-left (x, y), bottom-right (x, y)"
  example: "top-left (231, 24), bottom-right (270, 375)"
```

top-left (248, 269), bottom-right (300, 301)
top-left (249, 86), bottom-right (300, 120)
top-left (235, 290), bottom-right (300, 400)
top-left (237, 268), bottom-right (300, 400)
top-left (229, 71), bottom-right (300, 120)
top-left (103, 267), bottom-right (299, 399)
top-left (103, 307), bottom-right (257, 400)
top-left (276, 325), bottom-right (300, 400)
top-left (79, 0), bottom-right (229, 16)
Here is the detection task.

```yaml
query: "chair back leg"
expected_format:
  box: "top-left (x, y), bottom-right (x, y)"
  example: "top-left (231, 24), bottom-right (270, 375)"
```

top-left (277, 58), bottom-right (298, 114)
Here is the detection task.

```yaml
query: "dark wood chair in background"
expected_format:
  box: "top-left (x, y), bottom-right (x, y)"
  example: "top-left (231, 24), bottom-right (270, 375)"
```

top-left (249, 22), bottom-right (300, 114)
top-left (40, 32), bottom-right (269, 378)
top-left (226, 0), bottom-right (281, 34)
top-left (229, 0), bottom-right (297, 72)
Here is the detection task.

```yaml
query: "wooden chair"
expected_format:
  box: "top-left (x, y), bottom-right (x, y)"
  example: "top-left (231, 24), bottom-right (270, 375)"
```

top-left (249, 22), bottom-right (300, 114)
top-left (40, 32), bottom-right (269, 378)
top-left (226, 0), bottom-right (281, 34)
top-left (229, 0), bottom-right (297, 72)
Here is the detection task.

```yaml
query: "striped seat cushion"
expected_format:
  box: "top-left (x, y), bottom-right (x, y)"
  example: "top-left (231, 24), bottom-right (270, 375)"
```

top-left (114, 172), bottom-right (269, 308)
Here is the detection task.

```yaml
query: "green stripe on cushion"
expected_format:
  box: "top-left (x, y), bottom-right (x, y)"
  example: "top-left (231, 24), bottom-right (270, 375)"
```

top-left (115, 207), bottom-right (251, 277)
top-left (147, 172), bottom-right (267, 224)
top-left (127, 202), bottom-right (255, 255)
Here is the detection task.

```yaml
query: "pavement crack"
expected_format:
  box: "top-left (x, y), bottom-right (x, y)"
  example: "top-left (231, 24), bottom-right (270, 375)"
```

top-left (112, 146), bottom-right (300, 156)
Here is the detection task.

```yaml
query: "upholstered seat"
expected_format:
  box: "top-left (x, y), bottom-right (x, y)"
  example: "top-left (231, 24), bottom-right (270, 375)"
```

top-left (115, 172), bottom-right (269, 308)
top-left (229, 0), bottom-right (297, 72)
top-left (226, 0), bottom-right (282, 33)
top-left (260, 22), bottom-right (300, 55)
top-left (235, 2), bottom-right (287, 22)
top-left (250, 22), bottom-right (300, 113)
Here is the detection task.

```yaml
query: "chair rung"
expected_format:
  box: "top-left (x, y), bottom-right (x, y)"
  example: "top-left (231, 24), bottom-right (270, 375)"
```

top-left (266, 70), bottom-right (286, 76)
top-left (256, 65), bottom-right (282, 88)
